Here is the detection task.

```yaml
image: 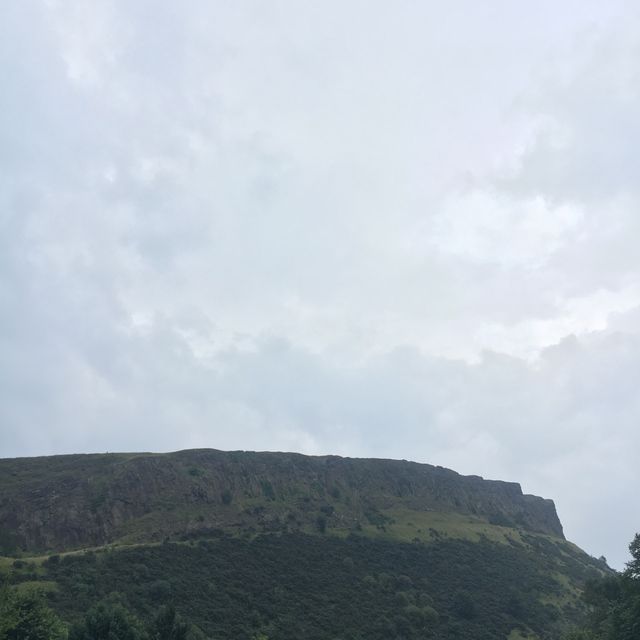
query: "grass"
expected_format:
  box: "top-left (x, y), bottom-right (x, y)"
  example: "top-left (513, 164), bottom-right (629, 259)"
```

top-left (508, 630), bottom-right (539, 640)
top-left (539, 571), bottom-right (581, 609)
top-left (355, 506), bottom-right (527, 546)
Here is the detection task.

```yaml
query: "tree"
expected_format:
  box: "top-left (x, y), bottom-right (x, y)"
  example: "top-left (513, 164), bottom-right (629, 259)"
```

top-left (625, 534), bottom-right (640, 579)
top-left (564, 532), bottom-right (640, 640)
top-left (452, 590), bottom-right (476, 620)
top-left (69, 597), bottom-right (147, 640)
top-left (0, 585), bottom-right (67, 640)
top-left (150, 606), bottom-right (189, 640)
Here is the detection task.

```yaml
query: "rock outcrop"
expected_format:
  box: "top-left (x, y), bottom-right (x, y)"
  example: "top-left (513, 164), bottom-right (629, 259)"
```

top-left (0, 449), bottom-right (564, 553)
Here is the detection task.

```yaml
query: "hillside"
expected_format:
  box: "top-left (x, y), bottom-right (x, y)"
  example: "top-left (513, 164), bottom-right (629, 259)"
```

top-left (0, 449), bottom-right (609, 640)
top-left (0, 449), bottom-right (563, 554)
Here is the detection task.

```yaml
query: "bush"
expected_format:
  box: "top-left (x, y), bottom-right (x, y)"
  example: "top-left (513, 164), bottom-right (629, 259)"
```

top-left (69, 597), bottom-right (147, 640)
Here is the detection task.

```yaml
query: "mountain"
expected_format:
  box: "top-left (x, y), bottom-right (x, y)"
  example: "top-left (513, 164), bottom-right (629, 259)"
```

top-left (0, 449), bottom-right (609, 640)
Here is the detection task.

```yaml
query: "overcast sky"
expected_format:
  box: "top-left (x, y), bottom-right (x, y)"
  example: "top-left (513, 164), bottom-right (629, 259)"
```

top-left (2, 1), bottom-right (640, 568)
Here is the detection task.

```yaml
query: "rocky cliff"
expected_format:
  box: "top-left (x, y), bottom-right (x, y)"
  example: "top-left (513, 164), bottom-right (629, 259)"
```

top-left (0, 449), bottom-right (563, 554)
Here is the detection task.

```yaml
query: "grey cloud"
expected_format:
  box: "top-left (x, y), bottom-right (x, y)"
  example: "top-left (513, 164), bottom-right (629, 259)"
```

top-left (1, 0), bottom-right (639, 572)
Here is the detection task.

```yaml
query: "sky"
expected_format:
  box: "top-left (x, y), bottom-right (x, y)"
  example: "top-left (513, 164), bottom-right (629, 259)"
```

top-left (1, 0), bottom-right (639, 569)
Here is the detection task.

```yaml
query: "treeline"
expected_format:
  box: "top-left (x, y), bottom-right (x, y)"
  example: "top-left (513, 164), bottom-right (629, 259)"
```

top-left (565, 533), bottom-right (640, 640)
top-left (0, 587), bottom-right (204, 640)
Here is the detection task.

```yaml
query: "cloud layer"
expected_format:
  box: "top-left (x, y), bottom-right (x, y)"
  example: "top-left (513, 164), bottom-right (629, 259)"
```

top-left (2, 0), bottom-right (640, 568)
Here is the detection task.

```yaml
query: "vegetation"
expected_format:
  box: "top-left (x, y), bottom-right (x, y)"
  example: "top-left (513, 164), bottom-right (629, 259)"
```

top-left (3, 531), bottom-right (607, 640)
top-left (69, 597), bottom-right (148, 640)
top-left (564, 534), bottom-right (640, 640)
top-left (0, 584), bottom-right (67, 640)
top-left (0, 587), bottom-right (204, 640)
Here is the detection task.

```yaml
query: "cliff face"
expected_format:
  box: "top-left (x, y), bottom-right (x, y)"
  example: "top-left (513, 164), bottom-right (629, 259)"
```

top-left (0, 449), bottom-right (563, 554)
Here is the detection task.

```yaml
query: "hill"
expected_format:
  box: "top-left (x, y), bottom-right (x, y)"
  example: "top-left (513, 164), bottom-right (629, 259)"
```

top-left (0, 449), bottom-right (609, 639)
top-left (0, 449), bottom-right (563, 553)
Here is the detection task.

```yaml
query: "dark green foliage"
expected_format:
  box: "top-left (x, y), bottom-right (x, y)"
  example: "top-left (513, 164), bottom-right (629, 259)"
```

top-left (627, 534), bottom-right (640, 579)
top-left (147, 580), bottom-right (172, 604)
top-left (0, 590), bottom-right (203, 640)
top-left (452, 590), bottom-right (476, 620)
top-left (260, 480), bottom-right (276, 501)
top-left (150, 606), bottom-right (189, 640)
top-left (69, 597), bottom-right (148, 640)
top-left (31, 533), bottom-right (599, 640)
top-left (0, 585), bottom-right (67, 640)
top-left (364, 507), bottom-right (392, 528)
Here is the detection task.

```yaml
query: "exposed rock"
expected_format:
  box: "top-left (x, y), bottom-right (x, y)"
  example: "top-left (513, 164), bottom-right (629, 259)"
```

top-left (0, 449), bottom-right (564, 553)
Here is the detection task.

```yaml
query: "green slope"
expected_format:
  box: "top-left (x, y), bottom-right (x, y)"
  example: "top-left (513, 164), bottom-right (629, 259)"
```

top-left (2, 531), bottom-right (607, 640)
